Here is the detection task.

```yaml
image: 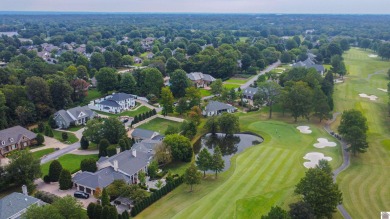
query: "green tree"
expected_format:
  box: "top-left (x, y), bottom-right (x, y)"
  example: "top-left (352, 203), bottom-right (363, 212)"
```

top-left (101, 188), bottom-right (110, 206)
top-left (163, 134), bottom-right (193, 162)
top-left (196, 148), bottom-right (212, 177)
top-left (24, 204), bottom-right (64, 219)
top-left (211, 146), bottom-right (224, 178)
top-left (36, 133), bottom-right (45, 145)
top-left (285, 81), bottom-right (314, 122)
top-left (147, 160), bottom-right (159, 179)
top-left (176, 98), bottom-right (187, 115)
top-left (122, 55), bottom-right (134, 66)
top-left (187, 43), bottom-right (202, 55)
top-left (98, 139), bottom-right (110, 157)
top-left (312, 88), bottom-right (331, 122)
top-left (261, 206), bottom-right (290, 219)
top-left (119, 73), bottom-right (136, 94)
top-left (253, 81), bottom-right (282, 118)
top-left (181, 120), bottom-right (197, 140)
top-left (295, 168), bottom-right (342, 218)
top-left (90, 52), bottom-right (106, 70)
top-left (102, 117), bottom-right (127, 144)
top-left (166, 57), bottom-right (181, 75)
top-left (59, 169), bottom-right (72, 190)
top-left (80, 158), bottom-right (97, 172)
top-left (107, 206), bottom-right (118, 219)
top-left (154, 142), bottom-right (173, 165)
top-left (80, 135), bottom-right (89, 150)
top-left (289, 201), bottom-right (315, 219)
top-left (330, 55), bottom-right (346, 78)
top-left (210, 79), bottom-right (223, 95)
top-left (49, 160), bottom-right (63, 182)
top-left (218, 113), bottom-right (240, 135)
top-left (83, 119), bottom-right (104, 144)
top-left (170, 69), bottom-right (190, 98)
top-left (160, 87), bottom-right (174, 116)
top-left (95, 67), bottom-right (118, 94)
top-left (87, 203), bottom-right (96, 219)
top-left (0, 91), bottom-right (8, 129)
top-left (62, 132), bottom-right (68, 141)
top-left (106, 145), bottom-right (118, 157)
top-left (338, 109), bottom-right (369, 155)
top-left (204, 116), bottom-right (219, 134)
top-left (185, 87), bottom-right (201, 108)
top-left (6, 150), bottom-right (41, 186)
top-left (52, 195), bottom-right (87, 219)
top-left (93, 204), bottom-right (103, 219)
top-left (138, 170), bottom-right (146, 185)
top-left (183, 163), bottom-right (202, 192)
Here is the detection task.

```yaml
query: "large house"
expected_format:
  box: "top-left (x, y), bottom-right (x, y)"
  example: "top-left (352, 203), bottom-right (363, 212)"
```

top-left (292, 56), bottom-right (325, 75)
top-left (54, 106), bottom-right (95, 129)
top-left (131, 139), bottom-right (161, 155)
top-left (0, 126), bottom-right (36, 158)
top-left (243, 87), bottom-right (259, 100)
top-left (73, 149), bottom-right (151, 195)
top-left (0, 186), bottom-right (45, 219)
top-left (130, 128), bottom-right (163, 143)
top-left (89, 93), bottom-right (136, 114)
top-left (203, 101), bottom-right (237, 117)
top-left (187, 72), bottom-right (216, 88)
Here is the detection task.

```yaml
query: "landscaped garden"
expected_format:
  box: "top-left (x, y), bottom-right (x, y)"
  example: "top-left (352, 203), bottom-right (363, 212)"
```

top-left (41, 154), bottom-right (98, 176)
top-left (137, 117), bottom-right (182, 134)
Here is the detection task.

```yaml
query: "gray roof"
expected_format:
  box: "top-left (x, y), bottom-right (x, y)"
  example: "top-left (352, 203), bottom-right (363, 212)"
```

top-left (187, 72), bottom-right (216, 82)
top-left (98, 150), bottom-right (151, 176)
top-left (110, 93), bottom-right (135, 102)
top-left (243, 87), bottom-right (259, 96)
top-left (0, 192), bottom-right (41, 219)
top-left (73, 166), bottom-right (130, 189)
top-left (0, 126), bottom-right (36, 149)
top-left (55, 106), bottom-right (94, 123)
top-left (132, 139), bottom-right (161, 154)
top-left (99, 100), bottom-right (121, 108)
top-left (131, 128), bottom-right (158, 140)
top-left (292, 58), bottom-right (324, 73)
top-left (205, 101), bottom-right (236, 113)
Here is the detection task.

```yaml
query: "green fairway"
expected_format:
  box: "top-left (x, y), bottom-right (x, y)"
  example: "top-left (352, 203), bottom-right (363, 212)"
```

top-left (137, 114), bottom-right (342, 219)
top-left (32, 148), bottom-right (55, 159)
top-left (137, 117), bottom-right (181, 134)
top-left (41, 154), bottom-right (98, 176)
top-left (52, 130), bottom-right (79, 144)
top-left (332, 48), bottom-right (390, 218)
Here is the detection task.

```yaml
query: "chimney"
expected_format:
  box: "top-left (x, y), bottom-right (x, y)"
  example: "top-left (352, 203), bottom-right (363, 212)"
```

top-left (116, 147), bottom-right (121, 154)
top-left (132, 149), bottom-right (137, 157)
top-left (22, 185), bottom-right (28, 196)
top-left (113, 160), bottom-right (118, 172)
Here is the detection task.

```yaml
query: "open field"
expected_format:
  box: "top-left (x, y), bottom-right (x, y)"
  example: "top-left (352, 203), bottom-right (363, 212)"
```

top-left (332, 48), bottom-right (390, 218)
top-left (41, 154), bottom-right (97, 176)
top-left (137, 113), bottom-right (342, 218)
top-left (32, 148), bottom-right (55, 159)
top-left (53, 130), bottom-right (79, 144)
top-left (137, 117), bottom-right (181, 134)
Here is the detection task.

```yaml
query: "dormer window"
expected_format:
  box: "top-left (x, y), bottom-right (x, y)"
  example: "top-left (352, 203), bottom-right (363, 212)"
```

top-left (9, 138), bottom-right (13, 142)
top-left (1, 141), bottom-right (5, 145)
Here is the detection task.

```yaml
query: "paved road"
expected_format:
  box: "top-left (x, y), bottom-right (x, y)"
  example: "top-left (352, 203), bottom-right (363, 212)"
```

top-left (323, 112), bottom-right (352, 219)
top-left (239, 60), bottom-right (281, 90)
top-left (40, 142), bottom-right (80, 164)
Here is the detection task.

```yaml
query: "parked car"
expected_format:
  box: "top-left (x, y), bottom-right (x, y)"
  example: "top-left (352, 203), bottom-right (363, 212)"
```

top-left (74, 191), bottom-right (89, 199)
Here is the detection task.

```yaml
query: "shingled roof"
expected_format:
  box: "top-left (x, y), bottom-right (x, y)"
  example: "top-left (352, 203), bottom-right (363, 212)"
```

top-left (0, 126), bottom-right (36, 149)
top-left (0, 192), bottom-right (41, 219)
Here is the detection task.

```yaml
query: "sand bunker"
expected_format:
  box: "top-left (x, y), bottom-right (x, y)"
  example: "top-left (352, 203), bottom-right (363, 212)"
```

top-left (359, 93), bottom-right (378, 101)
top-left (303, 152), bottom-right (332, 168)
top-left (368, 54), bottom-right (378, 58)
top-left (313, 138), bottom-right (337, 148)
top-left (378, 88), bottom-right (388, 92)
top-left (297, 126), bottom-right (312, 134)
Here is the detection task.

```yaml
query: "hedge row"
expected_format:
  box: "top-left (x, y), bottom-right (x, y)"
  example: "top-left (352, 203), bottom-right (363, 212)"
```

top-left (130, 176), bottom-right (183, 217)
top-left (132, 109), bottom-right (157, 125)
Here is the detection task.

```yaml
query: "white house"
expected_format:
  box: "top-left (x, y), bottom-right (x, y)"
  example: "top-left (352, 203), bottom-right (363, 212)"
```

top-left (89, 93), bottom-right (136, 114)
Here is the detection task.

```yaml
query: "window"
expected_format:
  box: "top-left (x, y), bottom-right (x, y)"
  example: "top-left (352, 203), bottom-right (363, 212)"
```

top-left (1, 141), bottom-right (4, 145)
top-left (9, 138), bottom-right (14, 142)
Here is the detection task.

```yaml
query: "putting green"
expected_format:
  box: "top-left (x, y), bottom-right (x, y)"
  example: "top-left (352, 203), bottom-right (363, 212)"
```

top-left (334, 48), bottom-right (390, 218)
top-left (137, 117), bottom-right (342, 218)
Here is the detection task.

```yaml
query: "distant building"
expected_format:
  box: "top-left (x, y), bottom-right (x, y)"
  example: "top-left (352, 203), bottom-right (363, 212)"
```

top-left (187, 72), bottom-right (216, 88)
top-left (89, 93), bottom-right (136, 114)
top-left (292, 55), bottom-right (325, 75)
top-left (243, 87), bottom-right (259, 100)
top-left (54, 106), bottom-right (96, 129)
top-left (0, 126), bottom-right (36, 158)
top-left (203, 101), bottom-right (237, 117)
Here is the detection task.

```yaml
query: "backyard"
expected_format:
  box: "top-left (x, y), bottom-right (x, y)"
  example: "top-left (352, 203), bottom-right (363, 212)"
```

top-left (137, 117), bottom-right (182, 134)
top-left (41, 154), bottom-right (98, 176)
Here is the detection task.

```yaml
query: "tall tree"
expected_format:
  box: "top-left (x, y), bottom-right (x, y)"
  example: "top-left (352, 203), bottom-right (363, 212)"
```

top-left (312, 88), bottom-right (331, 122)
top-left (295, 168), bottom-right (342, 218)
top-left (211, 146), bottom-right (224, 178)
top-left (59, 169), bottom-right (72, 190)
top-left (101, 117), bottom-right (127, 144)
top-left (52, 195), bottom-right (87, 219)
top-left (285, 81), bottom-right (313, 122)
top-left (185, 87), bottom-right (201, 108)
top-left (25, 76), bottom-right (53, 117)
top-left (218, 113), bottom-right (240, 135)
top-left (119, 73), bottom-right (136, 94)
top-left (338, 109), bottom-right (369, 155)
top-left (141, 68), bottom-right (164, 97)
top-left (101, 188), bottom-right (110, 206)
top-left (254, 81), bottom-right (282, 118)
top-left (24, 204), bottom-right (63, 219)
top-left (95, 67), bottom-right (118, 94)
top-left (204, 116), bottom-right (219, 134)
top-left (98, 139), bottom-right (110, 157)
top-left (6, 150), bottom-right (41, 186)
top-left (49, 160), bottom-right (63, 182)
top-left (176, 98), bottom-right (187, 115)
top-left (170, 69), bottom-right (190, 98)
top-left (196, 148), bottom-right (212, 177)
top-left (0, 91), bottom-right (8, 129)
top-left (49, 76), bottom-right (73, 110)
top-left (160, 87), bottom-right (174, 116)
top-left (289, 201), bottom-right (315, 219)
top-left (83, 119), bottom-right (104, 144)
top-left (166, 57), bottom-right (181, 74)
top-left (163, 134), bottom-right (193, 162)
top-left (261, 206), bottom-right (289, 219)
top-left (183, 163), bottom-right (202, 192)
top-left (90, 52), bottom-right (106, 70)
top-left (210, 79), bottom-right (223, 95)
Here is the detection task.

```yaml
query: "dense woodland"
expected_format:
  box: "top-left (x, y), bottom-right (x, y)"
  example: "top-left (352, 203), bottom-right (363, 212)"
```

top-left (0, 13), bottom-right (390, 129)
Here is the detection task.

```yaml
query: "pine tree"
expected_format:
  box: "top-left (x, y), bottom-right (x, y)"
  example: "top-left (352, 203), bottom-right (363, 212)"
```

top-left (183, 163), bottom-right (202, 192)
top-left (80, 135), bottom-right (90, 150)
top-left (211, 146), bottom-right (225, 178)
top-left (87, 203), bottom-right (96, 219)
top-left (101, 188), bottom-right (110, 206)
top-left (48, 160), bottom-right (62, 182)
top-left (93, 204), bottom-right (103, 219)
top-left (196, 148), bottom-right (212, 177)
top-left (58, 169), bottom-right (72, 190)
top-left (98, 139), bottom-right (110, 157)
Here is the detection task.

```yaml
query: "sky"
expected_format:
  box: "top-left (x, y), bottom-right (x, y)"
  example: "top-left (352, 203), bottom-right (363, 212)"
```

top-left (1, 0), bottom-right (390, 14)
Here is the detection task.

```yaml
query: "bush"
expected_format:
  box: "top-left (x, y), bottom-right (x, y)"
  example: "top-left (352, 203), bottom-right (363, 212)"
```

top-left (34, 191), bottom-right (60, 204)
top-left (48, 160), bottom-right (63, 182)
top-left (62, 132), bottom-right (68, 141)
top-left (80, 158), bottom-right (97, 172)
top-left (80, 136), bottom-right (89, 150)
top-left (43, 175), bottom-right (51, 183)
top-left (149, 188), bottom-right (157, 192)
top-left (38, 122), bottom-right (45, 133)
top-left (59, 169), bottom-right (72, 190)
top-left (36, 133), bottom-right (45, 145)
top-left (106, 145), bottom-right (118, 157)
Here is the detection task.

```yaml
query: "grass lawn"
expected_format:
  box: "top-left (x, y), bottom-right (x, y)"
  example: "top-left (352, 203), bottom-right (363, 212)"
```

top-left (199, 89), bottom-right (212, 97)
top-left (94, 105), bottom-right (151, 118)
top-left (137, 117), bottom-right (182, 134)
top-left (83, 89), bottom-right (103, 104)
top-left (222, 83), bottom-right (240, 90)
top-left (331, 48), bottom-right (390, 218)
top-left (137, 113), bottom-right (342, 219)
top-left (52, 130), bottom-right (79, 144)
top-left (41, 154), bottom-right (98, 176)
top-left (32, 148), bottom-right (55, 159)
top-left (66, 125), bottom-right (84, 132)
top-left (224, 78), bottom-right (247, 85)
top-left (239, 37), bottom-right (249, 42)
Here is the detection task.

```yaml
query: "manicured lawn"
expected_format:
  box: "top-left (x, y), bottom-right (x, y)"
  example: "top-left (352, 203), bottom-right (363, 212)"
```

top-left (199, 89), bottom-right (212, 97)
top-left (137, 113), bottom-right (342, 218)
top-left (224, 78), bottom-right (247, 85)
top-left (222, 83), bottom-right (240, 90)
top-left (94, 105), bottom-right (151, 118)
top-left (52, 130), bottom-right (79, 144)
top-left (331, 48), bottom-right (390, 218)
top-left (137, 118), bottom-right (181, 134)
top-left (32, 148), bottom-right (55, 159)
top-left (41, 154), bottom-right (98, 176)
top-left (67, 125), bottom-right (84, 132)
top-left (84, 89), bottom-right (103, 104)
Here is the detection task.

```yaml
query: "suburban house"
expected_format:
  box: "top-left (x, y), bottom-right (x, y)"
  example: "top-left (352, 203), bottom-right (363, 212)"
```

top-left (0, 186), bottom-right (45, 219)
top-left (0, 126), bottom-right (36, 158)
top-left (203, 101), bottom-right (237, 117)
top-left (292, 56), bottom-right (325, 75)
top-left (89, 93), bottom-right (136, 114)
top-left (243, 87), bottom-right (259, 100)
top-left (130, 128), bottom-right (163, 143)
top-left (131, 139), bottom-right (161, 155)
top-left (73, 149), bottom-right (151, 195)
top-left (187, 72), bottom-right (216, 88)
top-left (54, 106), bottom-right (96, 129)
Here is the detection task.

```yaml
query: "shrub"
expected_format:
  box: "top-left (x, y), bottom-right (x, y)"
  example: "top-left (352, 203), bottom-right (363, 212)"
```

top-left (43, 175), bottom-right (51, 183)
top-left (62, 132), bottom-right (68, 141)
top-left (36, 133), bottom-right (45, 145)
top-left (48, 160), bottom-right (62, 182)
top-left (149, 188), bottom-right (157, 192)
top-left (58, 169), bottom-right (72, 190)
top-left (80, 136), bottom-right (89, 150)
top-left (106, 145), bottom-right (118, 157)
top-left (80, 158), bottom-right (97, 172)
top-left (34, 191), bottom-right (60, 204)
top-left (38, 122), bottom-right (45, 133)
top-left (48, 115), bottom-right (57, 128)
